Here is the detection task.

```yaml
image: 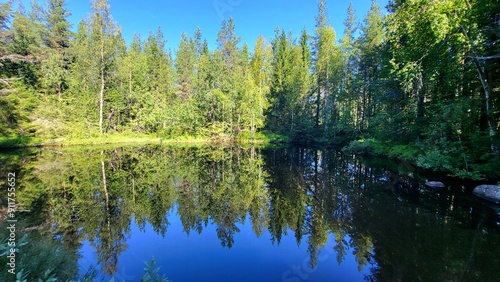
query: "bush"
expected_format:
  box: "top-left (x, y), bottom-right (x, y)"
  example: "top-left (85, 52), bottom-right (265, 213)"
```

top-left (387, 144), bottom-right (421, 161)
top-left (141, 258), bottom-right (169, 282)
top-left (416, 140), bottom-right (484, 180)
top-left (342, 139), bottom-right (377, 155)
top-left (0, 231), bottom-right (79, 282)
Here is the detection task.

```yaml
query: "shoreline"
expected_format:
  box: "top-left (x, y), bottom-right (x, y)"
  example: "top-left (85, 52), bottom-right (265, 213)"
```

top-left (0, 134), bottom-right (285, 149)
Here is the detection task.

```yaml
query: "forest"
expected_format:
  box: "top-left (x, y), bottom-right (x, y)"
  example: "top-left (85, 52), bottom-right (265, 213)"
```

top-left (0, 0), bottom-right (499, 180)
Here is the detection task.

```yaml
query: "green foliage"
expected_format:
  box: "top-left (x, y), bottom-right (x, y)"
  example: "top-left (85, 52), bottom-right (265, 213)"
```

top-left (0, 231), bottom-right (76, 282)
top-left (0, 136), bottom-right (42, 148)
top-left (0, 0), bottom-right (499, 180)
top-left (344, 137), bottom-right (488, 180)
top-left (416, 138), bottom-right (485, 180)
top-left (0, 85), bottom-right (40, 137)
top-left (241, 131), bottom-right (290, 144)
top-left (386, 144), bottom-right (421, 161)
top-left (141, 258), bottom-right (169, 282)
top-left (342, 139), bottom-right (378, 155)
top-left (175, 32), bottom-right (197, 100)
top-left (0, 229), bottom-right (172, 282)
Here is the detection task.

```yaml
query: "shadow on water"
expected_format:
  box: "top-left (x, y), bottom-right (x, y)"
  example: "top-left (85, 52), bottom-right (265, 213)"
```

top-left (0, 144), bottom-right (499, 281)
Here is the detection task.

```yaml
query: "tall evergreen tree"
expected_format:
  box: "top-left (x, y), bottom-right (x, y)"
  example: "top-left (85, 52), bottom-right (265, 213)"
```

top-left (268, 28), bottom-right (292, 133)
top-left (312, 0), bottom-right (341, 136)
top-left (9, 3), bottom-right (44, 86)
top-left (45, 0), bottom-right (71, 49)
top-left (175, 32), bottom-right (197, 100)
top-left (217, 17), bottom-right (241, 70)
top-left (293, 28), bottom-right (314, 137)
top-left (215, 17), bottom-right (242, 134)
top-left (358, 0), bottom-right (384, 132)
top-left (339, 3), bottom-right (359, 130)
top-left (0, 1), bottom-right (14, 92)
top-left (142, 27), bottom-right (175, 132)
top-left (42, 0), bottom-right (72, 99)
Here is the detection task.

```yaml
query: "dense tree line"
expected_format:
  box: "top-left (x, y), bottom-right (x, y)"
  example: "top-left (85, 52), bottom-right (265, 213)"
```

top-left (0, 0), bottom-right (499, 179)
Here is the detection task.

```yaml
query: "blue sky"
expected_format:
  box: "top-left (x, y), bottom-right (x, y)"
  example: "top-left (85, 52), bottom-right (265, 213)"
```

top-left (21, 0), bottom-right (388, 52)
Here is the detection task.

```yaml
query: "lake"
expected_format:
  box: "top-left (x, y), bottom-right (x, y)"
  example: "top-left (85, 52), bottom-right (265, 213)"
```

top-left (1, 144), bottom-right (499, 281)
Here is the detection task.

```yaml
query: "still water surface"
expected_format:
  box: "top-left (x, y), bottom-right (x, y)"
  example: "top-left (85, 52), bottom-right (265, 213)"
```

top-left (1, 145), bottom-right (499, 281)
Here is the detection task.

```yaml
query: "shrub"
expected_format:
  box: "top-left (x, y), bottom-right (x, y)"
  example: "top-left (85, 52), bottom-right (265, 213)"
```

top-left (342, 139), bottom-right (377, 155)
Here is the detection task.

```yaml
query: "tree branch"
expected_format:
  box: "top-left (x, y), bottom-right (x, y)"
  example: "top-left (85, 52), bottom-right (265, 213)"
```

top-left (467, 53), bottom-right (500, 60)
top-left (0, 77), bottom-right (20, 86)
top-left (0, 54), bottom-right (37, 63)
top-left (0, 88), bottom-right (16, 95)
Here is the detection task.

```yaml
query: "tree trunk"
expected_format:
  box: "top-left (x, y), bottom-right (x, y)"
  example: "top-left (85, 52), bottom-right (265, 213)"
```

top-left (324, 71), bottom-right (329, 134)
top-left (316, 83), bottom-right (321, 129)
top-left (415, 73), bottom-right (424, 141)
top-left (129, 64), bottom-right (132, 98)
top-left (99, 38), bottom-right (105, 135)
top-left (251, 112), bottom-right (255, 139)
top-left (57, 80), bottom-right (62, 101)
top-left (101, 150), bottom-right (110, 234)
top-left (360, 66), bottom-right (367, 132)
top-left (101, 151), bottom-right (109, 210)
top-left (461, 26), bottom-right (498, 155)
top-left (472, 57), bottom-right (498, 154)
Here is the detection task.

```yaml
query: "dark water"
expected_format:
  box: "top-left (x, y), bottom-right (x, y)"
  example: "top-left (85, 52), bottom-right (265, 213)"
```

top-left (1, 145), bottom-right (499, 282)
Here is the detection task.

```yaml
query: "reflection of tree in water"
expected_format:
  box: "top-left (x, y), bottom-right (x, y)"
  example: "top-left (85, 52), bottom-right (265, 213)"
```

top-left (264, 148), bottom-right (360, 268)
top-left (263, 147), bottom-right (500, 281)
top-left (11, 145), bottom-right (500, 280)
top-left (20, 145), bottom-right (271, 276)
top-left (82, 150), bottom-right (131, 275)
top-left (191, 146), bottom-right (268, 248)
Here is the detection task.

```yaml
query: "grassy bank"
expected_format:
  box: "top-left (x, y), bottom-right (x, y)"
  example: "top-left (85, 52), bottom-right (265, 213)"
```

top-left (0, 131), bottom-right (290, 149)
top-left (342, 138), bottom-right (421, 161)
top-left (0, 135), bottom-right (163, 149)
top-left (0, 136), bottom-right (45, 149)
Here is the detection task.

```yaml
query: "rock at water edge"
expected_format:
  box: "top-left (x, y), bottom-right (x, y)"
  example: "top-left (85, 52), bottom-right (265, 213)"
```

top-left (473, 185), bottom-right (500, 204)
top-left (425, 181), bottom-right (445, 188)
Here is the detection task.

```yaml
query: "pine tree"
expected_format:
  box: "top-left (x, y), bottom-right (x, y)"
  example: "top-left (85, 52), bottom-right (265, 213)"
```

top-left (117, 33), bottom-right (148, 128)
top-left (312, 0), bottom-right (341, 136)
top-left (45, 0), bottom-right (71, 49)
top-left (358, 0), bottom-right (384, 132)
top-left (268, 28), bottom-right (292, 132)
top-left (142, 27), bottom-right (175, 133)
top-left (42, 0), bottom-right (72, 99)
top-left (0, 1), bottom-right (14, 92)
top-left (339, 3), bottom-right (358, 130)
top-left (216, 17), bottom-right (241, 134)
top-left (175, 32), bottom-right (197, 100)
top-left (9, 3), bottom-right (44, 86)
top-left (217, 17), bottom-right (241, 70)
